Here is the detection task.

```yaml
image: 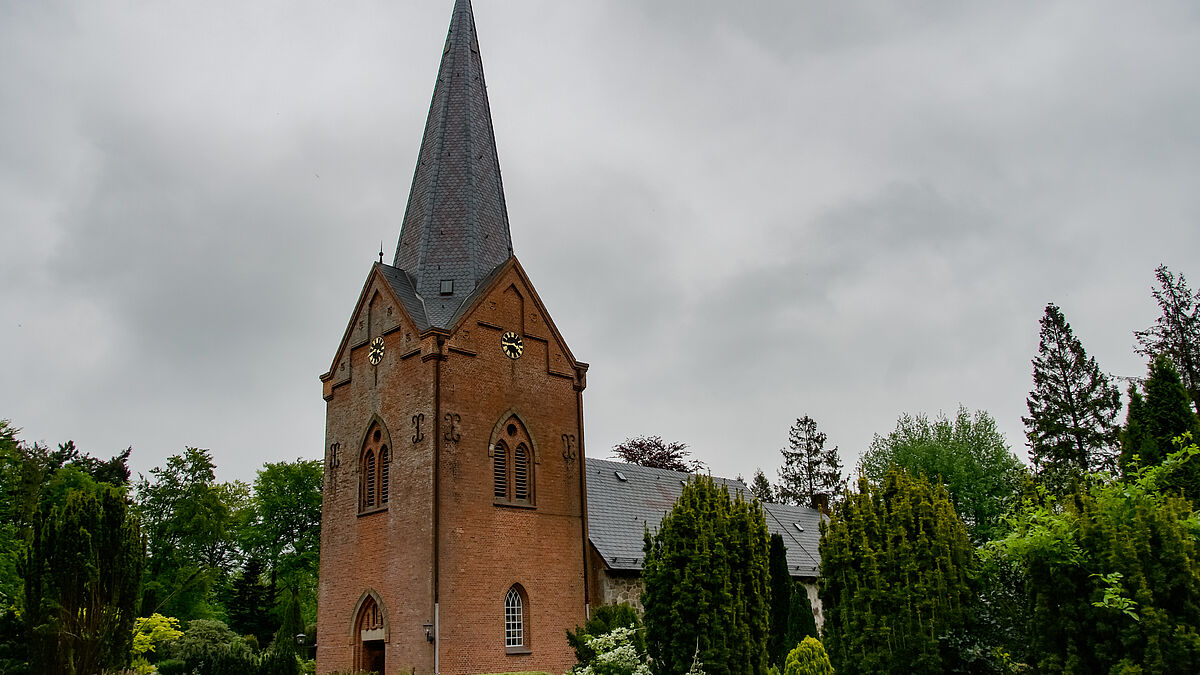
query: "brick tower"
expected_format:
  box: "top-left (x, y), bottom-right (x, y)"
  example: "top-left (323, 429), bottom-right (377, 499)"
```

top-left (315, 2), bottom-right (590, 673)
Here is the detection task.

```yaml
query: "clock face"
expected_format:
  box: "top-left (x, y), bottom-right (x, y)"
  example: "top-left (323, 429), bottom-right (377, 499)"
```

top-left (368, 337), bottom-right (385, 365)
top-left (500, 331), bottom-right (524, 359)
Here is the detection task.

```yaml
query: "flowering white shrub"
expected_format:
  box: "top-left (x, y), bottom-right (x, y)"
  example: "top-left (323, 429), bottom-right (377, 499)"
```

top-left (568, 626), bottom-right (652, 675)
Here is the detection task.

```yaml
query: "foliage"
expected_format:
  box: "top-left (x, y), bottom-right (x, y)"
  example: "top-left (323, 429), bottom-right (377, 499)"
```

top-left (567, 603), bottom-right (643, 666)
top-left (136, 448), bottom-right (246, 620)
top-left (241, 460), bottom-right (322, 596)
top-left (750, 469), bottom-right (774, 503)
top-left (566, 626), bottom-right (650, 675)
top-left (1134, 264), bottom-right (1200, 415)
top-left (24, 485), bottom-right (145, 675)
top-left (154, 659), bottom-right (187, 675)
top-left (768, 536), bottom-right (817, 669)
top-left (272, 586), bottom-right (304, 654)
top-left (227, 555), bottom-right (277, 647)
top-left (169, 619), bottom-right (246, 662)
top-left (775, 417), bottom-right (843, 507)
top-left (642, 474), bottom-right (770, 675)
top-left (992, 441), bottom-right (1200, 673)
top-left (1024, 303), bottom-right (1122, 492)
top-left (782, 637), bottom-right (833, 675)
top-left (131, 613), bottom-right (183, 659)
top-left (818, 470), bottom-right (978, 674)
top-left (1119, 356), bottom-right (1200, 491)
top-left (857, 407), bottom-right (1024, 542)
top-left (612, 436), bottom-right (704, 472)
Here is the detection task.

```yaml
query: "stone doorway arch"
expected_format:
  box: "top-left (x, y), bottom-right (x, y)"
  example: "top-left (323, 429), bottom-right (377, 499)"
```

top-left (352, 591), bottom-right (388, 673)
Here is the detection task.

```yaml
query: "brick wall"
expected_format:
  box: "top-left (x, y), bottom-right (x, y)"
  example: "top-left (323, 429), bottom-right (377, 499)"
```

top-left (317, 261), bottom-right (587, 675)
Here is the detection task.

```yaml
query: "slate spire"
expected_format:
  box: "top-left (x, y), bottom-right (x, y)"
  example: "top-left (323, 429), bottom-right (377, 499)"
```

top-left (393, 0), bottom-right (513, 328)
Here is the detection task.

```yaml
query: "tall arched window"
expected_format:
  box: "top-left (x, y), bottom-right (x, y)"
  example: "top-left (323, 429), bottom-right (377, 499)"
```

top-left (360, 422), bottom-right (391, 513)
top-left (364, 451), bottom-right (376, 508)
top-left (379, 446), bottom-right (389, 504)
top-left (490, 416), bottom-right (535, 506)
top-left (504, 585), bottom-right (528, 652)
top-left (514, 446), bottom-right (529, 502)
top-left (493, 443), bottom-right (508, 499)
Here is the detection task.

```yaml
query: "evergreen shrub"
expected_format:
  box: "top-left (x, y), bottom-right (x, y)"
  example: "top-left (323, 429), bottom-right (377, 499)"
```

top-left (783, 637), bottom-right (833, 675)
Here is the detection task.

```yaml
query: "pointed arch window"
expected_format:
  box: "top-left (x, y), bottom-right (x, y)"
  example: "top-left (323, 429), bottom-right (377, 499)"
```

top-left (504, 585), bottom-right (529, 653)
top-left (360, 422), bottom-right (391, 513)
top-left (490, 416), bottom-right (535, 506)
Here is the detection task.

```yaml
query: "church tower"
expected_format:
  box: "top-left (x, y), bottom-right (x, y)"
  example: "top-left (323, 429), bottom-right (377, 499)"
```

top-left (316, 2), bottom-right (590, 673)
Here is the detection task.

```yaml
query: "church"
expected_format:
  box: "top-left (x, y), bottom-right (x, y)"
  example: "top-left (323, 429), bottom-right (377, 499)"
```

top-left (315, 2), bottom-right (822, 673)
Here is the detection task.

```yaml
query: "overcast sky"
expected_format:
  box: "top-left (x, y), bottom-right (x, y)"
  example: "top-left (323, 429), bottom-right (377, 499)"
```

top-left (2, 0), bottom-right (1198, 486)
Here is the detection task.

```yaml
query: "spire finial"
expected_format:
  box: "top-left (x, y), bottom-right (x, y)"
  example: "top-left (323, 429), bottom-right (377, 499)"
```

top-left (379, 242), bottom-right (384, 264)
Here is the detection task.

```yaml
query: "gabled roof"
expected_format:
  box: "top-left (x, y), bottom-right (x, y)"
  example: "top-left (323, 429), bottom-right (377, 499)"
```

top-left (585, 458), bottom-right (823, 578)
top-left (392, 0), bottom-right (513, 329)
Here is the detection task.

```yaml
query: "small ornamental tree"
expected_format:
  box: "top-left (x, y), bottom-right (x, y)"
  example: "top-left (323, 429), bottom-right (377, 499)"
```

top-left (612, 436), bottom-right (704, 472)
top-left (642, 474), bottom-right (770, 675)
top-left (776, 417), bottom-right (843, 507)
top-left (1024, 303), bottom-right (1122, 492)
top-left (1135, 265), bottom-right (1200, 415)
top-left (819, 470), bottom-right (977, 674)
top-left (783, 637), bottom-right (834, 675)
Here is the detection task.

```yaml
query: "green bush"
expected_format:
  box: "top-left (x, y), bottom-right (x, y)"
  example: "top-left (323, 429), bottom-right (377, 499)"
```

top-left (155, 659), bottom-right (187, 675)
top-left (783, 637), bottom-right (833, 675)
top-left (567, 603), bottom-right (644, 665)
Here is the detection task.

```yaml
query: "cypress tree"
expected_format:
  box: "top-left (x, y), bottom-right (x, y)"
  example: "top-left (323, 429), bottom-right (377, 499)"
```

top-left (642, 474), bottom-right (770, 675)
top-left (768, 534), bottom-right (792, 668)
top-left (1024, 303), bottom-right (1122, 493)
top-left (819, 470), bottom-right (976, 674)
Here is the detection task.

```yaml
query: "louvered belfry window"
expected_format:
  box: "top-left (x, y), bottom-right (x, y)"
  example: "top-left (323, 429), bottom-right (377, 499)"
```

top-left (492, 416), bottom-right (535, 505)
top-left (364, 451), bottom-right (376, 508)
top-left (504, 586), bottom-right (524, 648)
top-left (360, 422), bottom-right (390, 513)
top-left (379, 446), bottom-right (389, 504)
top-left (493, 444), bottom-right (508, 498)
top-left (514, 446), bottom-right (529, 501)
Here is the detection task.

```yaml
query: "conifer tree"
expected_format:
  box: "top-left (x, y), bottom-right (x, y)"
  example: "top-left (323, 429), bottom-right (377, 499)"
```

top-left (768, 535), bottom-right (793, 668)
top-left (819, 470), bottom-right (977, 674)
top-left (750, 469), bottom-right (774, 503)
top-left (1119, 355), bottom-right (1200, 483)
top-left (642, 474), bottom-right (770, 675)
top-left (783, 637), bottom-right (834, 675)
top-left (1024, 303), bottom-right (1122, 493)
top-left (1135, 265), bottom-right (1200, 415)
top-left (776, 417), bottom-right (843, 506)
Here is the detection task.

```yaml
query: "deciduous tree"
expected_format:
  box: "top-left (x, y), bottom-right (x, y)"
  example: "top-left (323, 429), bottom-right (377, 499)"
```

top-left (1024, 303), bottom-right (1122, 491)
top-left (858, 407), bottom-right (1023, 542)
top-left (612, 436), bottom-right (704, 472)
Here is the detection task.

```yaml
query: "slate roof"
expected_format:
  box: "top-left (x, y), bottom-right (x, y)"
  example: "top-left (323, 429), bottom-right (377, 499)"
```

top-left (392, 0), bottom-right (513, 330)
top-left (586, 458), bottom-right (823, 579)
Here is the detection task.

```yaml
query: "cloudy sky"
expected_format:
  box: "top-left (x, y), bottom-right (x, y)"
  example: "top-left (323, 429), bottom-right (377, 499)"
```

top-left (2, 0), bottom-right (1198, 486)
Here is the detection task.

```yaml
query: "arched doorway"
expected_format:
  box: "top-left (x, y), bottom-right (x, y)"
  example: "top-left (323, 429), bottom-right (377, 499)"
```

top-left (355, 594), bottom-right (386, 673)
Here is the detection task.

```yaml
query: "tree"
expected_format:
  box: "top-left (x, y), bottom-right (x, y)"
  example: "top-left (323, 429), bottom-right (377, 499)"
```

top-left (1135, 265), bottom-right (1200, 415)
top-left (819, 470), bottom-right (978, 674)
top-left (612, 436), bottom-right (704, 472)
top-left (240, 459), bottom-right (322, 626)
top-left (1023, 303), bottom-right (1122, 492)
top-left (136, 448), bottom-right (245, 619)
top-left (24, 485), bottom-right (145, 674)
top-left (783, 637), bottom-right (833, 675)
top-left (767, 535), bottom-right (816, 668)
top-left (642, 474), bottom-right (770, 675)
top-left (1119, 356), bottom-right (1200, 498)
top-left (993, 440), bottom-right (1200, 673)
top-left (131, 613), bottom-right (184, 665)
top-left (775, 417), bottom-right (843, 507)
top-left (857, 407), bottom-right (1024, 543)
top-left (226, 556), bottom-right (277, 648)
top-left (750, 469), bottom-right (774, 503)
